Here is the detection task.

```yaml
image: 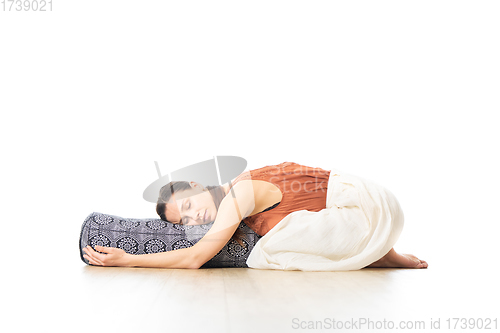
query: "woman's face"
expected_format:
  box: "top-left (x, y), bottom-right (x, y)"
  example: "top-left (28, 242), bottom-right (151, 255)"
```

top-left (164, 183), bottom-right (217, 225)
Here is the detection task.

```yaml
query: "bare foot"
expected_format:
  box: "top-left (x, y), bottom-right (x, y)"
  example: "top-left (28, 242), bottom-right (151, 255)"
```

top-left (366, 248), bottom-right (428, 269)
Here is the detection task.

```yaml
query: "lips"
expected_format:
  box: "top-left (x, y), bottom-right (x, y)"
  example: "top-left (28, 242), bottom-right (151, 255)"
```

top-left (203, 209), bottom-right (207, 223)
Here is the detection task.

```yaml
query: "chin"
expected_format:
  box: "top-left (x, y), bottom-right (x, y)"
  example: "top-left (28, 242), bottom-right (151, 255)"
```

top-left (208, 209), bottom-right (216, 223)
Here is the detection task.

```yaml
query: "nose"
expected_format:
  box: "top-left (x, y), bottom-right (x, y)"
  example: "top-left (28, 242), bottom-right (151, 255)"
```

top-left (195, 210), bottom-right (203, 222)
top-left (184, 210), bottom-right (202, 224)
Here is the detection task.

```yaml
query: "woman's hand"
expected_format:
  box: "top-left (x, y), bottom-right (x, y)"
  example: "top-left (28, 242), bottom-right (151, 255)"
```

top-left (82, 245), bottom-right (132, 267)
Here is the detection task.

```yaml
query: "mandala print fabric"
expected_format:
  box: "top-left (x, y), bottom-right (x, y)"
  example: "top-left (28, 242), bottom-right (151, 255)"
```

top-left (79, 212), bottom-right (262, 268)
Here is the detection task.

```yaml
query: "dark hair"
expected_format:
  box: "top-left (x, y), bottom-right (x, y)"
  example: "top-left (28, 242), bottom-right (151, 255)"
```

top-left (156, 181), bottom-right (246, 247)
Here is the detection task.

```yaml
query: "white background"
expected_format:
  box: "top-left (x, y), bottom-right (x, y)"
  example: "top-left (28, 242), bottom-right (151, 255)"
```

top-left (1, 0), bottom-right (499, 330)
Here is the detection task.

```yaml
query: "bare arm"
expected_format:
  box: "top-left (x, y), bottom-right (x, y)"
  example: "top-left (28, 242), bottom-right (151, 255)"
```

top-left (83, 241), bottom-right (201, 269)
top-left (188, 181), bottom-right (256, 268)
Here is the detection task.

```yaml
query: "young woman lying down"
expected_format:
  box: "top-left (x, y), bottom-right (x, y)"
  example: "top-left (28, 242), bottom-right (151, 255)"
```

top-left (83, 162), bottom-right (428, 271)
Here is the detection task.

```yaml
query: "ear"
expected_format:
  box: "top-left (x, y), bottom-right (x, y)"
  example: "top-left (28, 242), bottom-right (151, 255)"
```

top-left (189, 181), bottom-right (205, 190)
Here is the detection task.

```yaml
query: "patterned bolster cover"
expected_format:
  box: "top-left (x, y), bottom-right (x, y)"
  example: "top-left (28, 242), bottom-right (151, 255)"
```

top-left (79, 212), bottom-right (262, 268)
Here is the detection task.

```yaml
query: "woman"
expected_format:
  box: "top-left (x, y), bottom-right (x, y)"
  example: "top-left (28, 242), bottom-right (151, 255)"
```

top-left (83, 162), bottom-right (428, 270)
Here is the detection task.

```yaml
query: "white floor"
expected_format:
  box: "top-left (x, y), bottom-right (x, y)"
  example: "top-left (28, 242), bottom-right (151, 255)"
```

top-left (8, 250), bottom-right (498, 333)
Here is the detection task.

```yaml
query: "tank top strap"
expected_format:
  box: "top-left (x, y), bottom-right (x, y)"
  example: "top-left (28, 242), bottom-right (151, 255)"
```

top-left (228, 171), bottom-right (251, 190)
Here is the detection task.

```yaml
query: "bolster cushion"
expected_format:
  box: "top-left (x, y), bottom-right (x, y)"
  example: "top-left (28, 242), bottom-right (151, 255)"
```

top-left (79, 212), bottom-right (262, 268)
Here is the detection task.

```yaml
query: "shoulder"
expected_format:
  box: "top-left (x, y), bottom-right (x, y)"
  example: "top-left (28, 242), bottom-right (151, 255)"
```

top-left (230, 179), bottom-right (274, 194)
top-left (228, 179), bottom-right (255, 198)
top-left (223, 180), bottom-right (257, 216)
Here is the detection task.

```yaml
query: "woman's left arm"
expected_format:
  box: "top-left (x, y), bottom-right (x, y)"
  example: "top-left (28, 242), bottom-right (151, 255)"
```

top-left (83, 244), bottom-right (200, 269)
top-left (82, 181), bottom-right (256, 269)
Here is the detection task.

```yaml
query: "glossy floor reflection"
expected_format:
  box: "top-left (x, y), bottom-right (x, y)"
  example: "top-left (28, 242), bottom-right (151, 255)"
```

top-left (13, 253), bottom-right (498, 333)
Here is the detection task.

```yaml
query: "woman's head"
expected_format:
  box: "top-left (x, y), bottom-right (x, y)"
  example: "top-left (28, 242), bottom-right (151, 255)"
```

top-left (156, 181), bottom-right (219, 225)
top-left (156, 181), bottom-right (246, 247)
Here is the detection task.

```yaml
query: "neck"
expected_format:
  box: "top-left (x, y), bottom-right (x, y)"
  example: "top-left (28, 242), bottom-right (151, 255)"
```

top-left (222, 183), bottom-right (230, 196)
top-left (206, 184), bottom-right (229, 211)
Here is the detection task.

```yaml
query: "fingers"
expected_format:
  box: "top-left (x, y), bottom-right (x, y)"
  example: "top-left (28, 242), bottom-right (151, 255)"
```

top-left (88, 245), bottom-right (111, 256)
top-left (83, 253), bottom-right (104, 266)
top-left (94, 245), bottom-right (112, 254)
top-left (83, 245), bottom-right (106, 266)
top-left (83, 251), bottom-right (104, 266)
top-left (82, 245), bottom-right (126, 267)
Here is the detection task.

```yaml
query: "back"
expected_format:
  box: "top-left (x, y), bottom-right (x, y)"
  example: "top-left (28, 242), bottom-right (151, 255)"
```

top-left (229, 161), bottom-right (330, 236)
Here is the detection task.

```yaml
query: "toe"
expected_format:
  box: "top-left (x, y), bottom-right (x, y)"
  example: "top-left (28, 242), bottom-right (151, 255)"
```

top-left (417, 261), bottom-right (428, 269)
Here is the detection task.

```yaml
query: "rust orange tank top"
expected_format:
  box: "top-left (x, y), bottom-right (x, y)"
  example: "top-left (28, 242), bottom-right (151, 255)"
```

top-left (229, 161), bottom-right (331, 236)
